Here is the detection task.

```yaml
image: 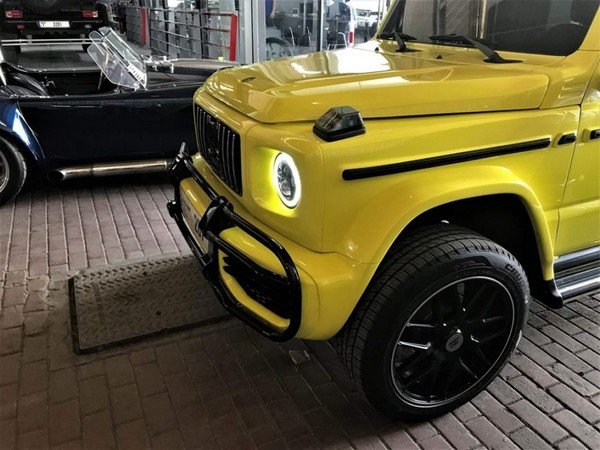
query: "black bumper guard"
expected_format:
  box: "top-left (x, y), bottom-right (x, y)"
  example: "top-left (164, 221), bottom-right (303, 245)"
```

top-left (167, 146), bottom-right (302, 341)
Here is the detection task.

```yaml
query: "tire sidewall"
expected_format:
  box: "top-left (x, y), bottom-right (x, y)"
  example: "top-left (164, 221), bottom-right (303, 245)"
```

top-left (0, 139), bottom-right (26, 205)
top-left (363, 248), bottom-right (529, 419)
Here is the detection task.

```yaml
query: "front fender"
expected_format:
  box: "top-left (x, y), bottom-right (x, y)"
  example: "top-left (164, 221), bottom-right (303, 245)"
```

top-left (0, 100), bottom-right (45, 167)
top-left (340, 165), bottom-right (556, 280)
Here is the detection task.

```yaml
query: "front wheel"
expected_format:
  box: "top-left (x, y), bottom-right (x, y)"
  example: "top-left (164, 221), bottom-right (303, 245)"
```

top-left (336, 224), bottom-right (529, 419)
top-left (0, 137), bottom-right (27, 205)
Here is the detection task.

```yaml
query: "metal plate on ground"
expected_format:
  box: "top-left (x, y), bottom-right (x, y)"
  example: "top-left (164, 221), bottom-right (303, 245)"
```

top-left (69, 254), bottom-right (230, 354)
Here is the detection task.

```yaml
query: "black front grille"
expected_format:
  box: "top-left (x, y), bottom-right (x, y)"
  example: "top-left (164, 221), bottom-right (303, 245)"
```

top-left (194, 105), bottom-right (243, 195)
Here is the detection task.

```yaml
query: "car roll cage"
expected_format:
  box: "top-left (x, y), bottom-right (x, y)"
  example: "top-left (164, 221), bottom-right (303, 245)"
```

top-left (167, 147), bottom-right (302, 342)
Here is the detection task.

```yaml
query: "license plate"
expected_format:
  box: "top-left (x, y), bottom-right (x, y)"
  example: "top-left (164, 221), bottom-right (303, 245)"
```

top-left (181, 192), bottom-right (209, 254)
top-left (38, 21), bottom-right (70, 29)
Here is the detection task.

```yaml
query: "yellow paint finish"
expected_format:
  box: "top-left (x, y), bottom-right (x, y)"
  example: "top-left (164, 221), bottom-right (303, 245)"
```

top-left (555, 61), bottom-right (600, 253)
top-left (179, 177), bottom-right (375, 340)
top-left (181, 11), bottom-right (600, 338)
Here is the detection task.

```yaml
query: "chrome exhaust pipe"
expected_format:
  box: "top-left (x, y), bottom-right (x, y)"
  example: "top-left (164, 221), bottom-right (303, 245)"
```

top-left (50, 159), bottom-right (171, 182)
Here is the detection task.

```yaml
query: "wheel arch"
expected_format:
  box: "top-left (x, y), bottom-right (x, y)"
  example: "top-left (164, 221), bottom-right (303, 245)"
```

top-left (0, 101), bottom-right (46, 170)
top-left (339, 168), bottom-right (558, 325)
top-left (399, 194), bottom-right (550, 302)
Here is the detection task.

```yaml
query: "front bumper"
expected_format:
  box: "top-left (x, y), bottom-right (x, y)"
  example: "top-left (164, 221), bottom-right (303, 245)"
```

top-left (167, 150), bottom-right (302, 341)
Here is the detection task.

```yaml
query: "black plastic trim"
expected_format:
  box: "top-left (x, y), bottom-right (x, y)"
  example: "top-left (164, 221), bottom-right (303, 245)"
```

top-left (590, 129), bottom-right (600, 140)
top-left (342, 138), bottom-right (551, 181)
top-left (557, 133), bottom-right (576, 146)
top-left (167, 152), bottom-right (302, 342)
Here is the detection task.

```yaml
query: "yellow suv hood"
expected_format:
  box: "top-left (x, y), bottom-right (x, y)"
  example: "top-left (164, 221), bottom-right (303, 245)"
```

top-left (204, 44), bottom-right (550, 123)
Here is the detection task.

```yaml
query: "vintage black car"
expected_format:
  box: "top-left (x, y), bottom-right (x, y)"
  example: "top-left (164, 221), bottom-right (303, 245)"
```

top-left (0, 0), bottom-right (110, 55)
top-left (0, 27), bottom-right (233, 205)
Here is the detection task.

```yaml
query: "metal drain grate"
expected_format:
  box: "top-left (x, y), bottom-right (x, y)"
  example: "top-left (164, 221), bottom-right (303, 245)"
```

top-left (68, 254), bottom-right (231, 354)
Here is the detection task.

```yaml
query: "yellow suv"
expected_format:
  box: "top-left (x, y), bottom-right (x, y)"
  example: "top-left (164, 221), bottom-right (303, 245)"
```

top-left (168, 0), bottom-right (600, 419)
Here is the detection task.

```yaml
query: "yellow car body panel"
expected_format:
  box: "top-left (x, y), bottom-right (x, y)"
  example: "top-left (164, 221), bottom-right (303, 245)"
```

top-left (177, 8), bottom-right (600, 340)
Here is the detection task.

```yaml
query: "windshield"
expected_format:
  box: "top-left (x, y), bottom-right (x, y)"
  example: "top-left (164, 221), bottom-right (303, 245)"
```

top-left (87, 27), bottom-right (147, 90)
top-left (381, 0), bottom-right (599, 56)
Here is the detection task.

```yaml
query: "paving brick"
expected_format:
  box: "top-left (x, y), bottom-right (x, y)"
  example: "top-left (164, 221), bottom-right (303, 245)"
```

top-left (553, 409), bottom-right (600, 449)
top-left (509, 426), bottom-right (553, 450)
top-left (151, 429), bottom-right (185, 450)
top-left (49, 367), bottom-right (78, 404)
top-left (381, 427), bottom-right (419, 450)
top-left (0, 419), bottom-right (16, 449)
top-left (405, 421), bottom-right (438, 442)
top-left (486, 378), bottom-right (522, 405)
top-left (164, 371), bottom-right (199, 409)
top-left (548, 363), bottom-right (599, 397)
top-left (115, 419), bottom-right (150, 450)
top-left (0, 353), bottom-right (20, 386)
top-left (134, 362), bottom-right (165, 396)
top-left (104, 355), bottom-right (134, 387)
top-left (454, 401), bottom-right (481, 422)
top-left (542, 343), bottom-right (593, 374)
top-left (76, 361), bottom-right (104, 380)
top-left (141, 392), bottom-right (177, 436)
top-left (578, 349), bottom-right (600, 371)
top-left (472, 390), bottom-right (523, 433)
top-left (2, 286), bottom-right (26, 307)
top-left (155, 343), bottom-right (187, 376)
top-left (510, 353), bottom-right (557, 388)
top-left (541, 325), bottom-right (586, 353)
top-left (24, 311), bottom-right (48, 336)
top-left (79, 375), bottom-right (109, 415)
top-left (0, 383), bottom-right (17, 420)
top-left (419, 433), bottom-right (453, 450)
top-left (557, 437), bottom-right (588, 450)
top-left (49, 399), bottom-right (80, 446)
top-left (129, 347), bottom-right (155, 366)
top-left (0, 307), bottom-right (24, 329)
top-left (19, 361), bottom-right (48, 396)
top-left (509, 399), bottom-right (568, 444)
top-left (508, 376), bottom-right (563, 414)
top-left (17, 391), bottom-right (47, 433)
top-left (464, 416), bottom-right (518, 450)
top-left (433, 413), bottom-right (480, 449)
top-left (109, 383), bottom-right (143, 424)
top-left (549, 384), bottom-right (600, 424)
top-left (0, 328), bottom-right (22, 355)
top-left (82, 410), bottom-right (115, 450)
top-left (17, 428), bottom-right (48, 450)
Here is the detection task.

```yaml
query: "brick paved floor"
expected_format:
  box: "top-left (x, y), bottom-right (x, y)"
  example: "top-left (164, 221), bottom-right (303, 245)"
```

top-left (1, 179), bottom-right (599, 450)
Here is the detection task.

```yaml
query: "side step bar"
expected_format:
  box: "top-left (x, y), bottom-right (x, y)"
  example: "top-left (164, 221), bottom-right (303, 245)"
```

top-left (554, 247), bottom-right (600, 300)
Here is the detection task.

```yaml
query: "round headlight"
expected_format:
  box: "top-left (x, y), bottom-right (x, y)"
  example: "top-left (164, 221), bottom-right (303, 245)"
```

top-left (273, 153), bottom-right (301, 208)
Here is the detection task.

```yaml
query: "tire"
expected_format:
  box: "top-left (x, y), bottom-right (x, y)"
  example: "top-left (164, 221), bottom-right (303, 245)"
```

top-left (336, 224), bottom-right (529, 419)
top-left (0, 137), bottom-right (27, 206)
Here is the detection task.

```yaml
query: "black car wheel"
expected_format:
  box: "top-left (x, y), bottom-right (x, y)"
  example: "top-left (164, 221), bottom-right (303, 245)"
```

top-left (336, 224), bottom-right (529, 419)
top-left (0, 137), bottom-right (27, 205)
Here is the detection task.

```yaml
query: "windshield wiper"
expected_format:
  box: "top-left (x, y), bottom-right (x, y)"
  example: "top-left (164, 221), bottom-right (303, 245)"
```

top-left (429, 34), bottom-right (519, 63)
top-left (379, 31), bottom-right (417, 52)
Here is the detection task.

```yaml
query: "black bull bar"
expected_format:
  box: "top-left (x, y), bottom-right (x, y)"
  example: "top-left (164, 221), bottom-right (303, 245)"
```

top-left (167, 148), bottom-right (302, 341)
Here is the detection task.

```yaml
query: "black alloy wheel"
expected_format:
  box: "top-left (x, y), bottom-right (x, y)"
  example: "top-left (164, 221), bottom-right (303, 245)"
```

top-left (336, 224), bottom-right (529, 419)
top-left (392, 276), bottom-right (514, 406)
